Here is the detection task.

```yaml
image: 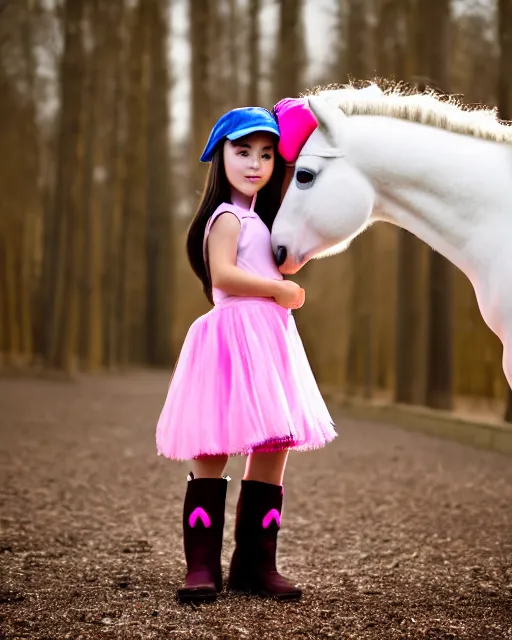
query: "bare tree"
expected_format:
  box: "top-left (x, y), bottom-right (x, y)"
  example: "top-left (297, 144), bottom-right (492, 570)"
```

top-left (44, 0), bottom-right (86, 372)
top-left (344, 0), bottom-right (375, 398)
top-left (0, 1), bottom-right (44, 367)
top-left (118, 0), bottom-right (150, 366)
top-left (190, 0), bottom-right (211, 197)
top-left (419, 0), bottom-right (454, 410)
top-left (101, 0), bottom-right (127, 369)
top-left (273, 0), bottom-right (305, 102)
top-left (145, 0), bottom-right (174, 366)
top-left (394, 0), bottom-right (431, 406)
top-left (0, 0), bottom-right (174, 373)
top-left (499, 0), bottom-right (512, 421)
top-left (247, 0), bottom-right (261, 105)
top-left (227, 0), bottom-right (240, 105)
top-left (80, 0), bottom-right (107, 370)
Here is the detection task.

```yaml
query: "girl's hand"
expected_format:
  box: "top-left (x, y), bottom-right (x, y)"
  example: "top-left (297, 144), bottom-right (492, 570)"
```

top-left (273, 280), bottom-right (305, 309)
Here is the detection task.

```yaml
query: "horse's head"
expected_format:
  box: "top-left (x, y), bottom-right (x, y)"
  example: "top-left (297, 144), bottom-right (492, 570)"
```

top-left (271, 95), bottom-right (376, 274)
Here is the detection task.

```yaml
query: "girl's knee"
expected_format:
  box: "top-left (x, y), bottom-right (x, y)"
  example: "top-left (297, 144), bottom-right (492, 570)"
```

top-left (192, 453), bottom-right (229, 478)
top-left (244, 448), bottom-right (289, 485)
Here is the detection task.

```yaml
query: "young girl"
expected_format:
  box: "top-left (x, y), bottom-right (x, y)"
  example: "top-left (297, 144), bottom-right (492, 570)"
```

top-left (156, 106), bottom-right (336, 604)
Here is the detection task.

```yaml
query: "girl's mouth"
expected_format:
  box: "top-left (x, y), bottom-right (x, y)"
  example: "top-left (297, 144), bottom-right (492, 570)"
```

top-left (245, 176), bottom-right (261, 182)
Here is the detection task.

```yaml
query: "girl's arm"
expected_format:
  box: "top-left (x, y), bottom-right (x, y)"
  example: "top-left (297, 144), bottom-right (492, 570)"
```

top-left (208, 213), bottom-right (282, 298)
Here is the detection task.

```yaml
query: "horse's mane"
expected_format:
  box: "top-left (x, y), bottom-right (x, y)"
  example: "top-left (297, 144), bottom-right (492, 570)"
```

top-left (306, 79), bottom-right (512, 145)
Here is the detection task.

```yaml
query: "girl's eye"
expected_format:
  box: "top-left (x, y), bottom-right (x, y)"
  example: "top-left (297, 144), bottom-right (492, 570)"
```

top-left (262, 153), bottom-right (272, 160)
top-left (238, 150), bottom-right (249, 157)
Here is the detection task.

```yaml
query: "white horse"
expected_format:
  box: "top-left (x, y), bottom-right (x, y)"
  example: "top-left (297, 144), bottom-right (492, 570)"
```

top-left (271, 83), bottom-right (512, 389)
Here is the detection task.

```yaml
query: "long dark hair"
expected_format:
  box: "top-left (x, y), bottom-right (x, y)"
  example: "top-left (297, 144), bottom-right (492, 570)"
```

top-left (186, 139), bottom-right (285, 305)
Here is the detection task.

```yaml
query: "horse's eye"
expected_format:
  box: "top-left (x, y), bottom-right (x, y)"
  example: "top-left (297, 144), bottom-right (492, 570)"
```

top-left (295, 169), bottom-right (316, 189)
top-left (296, 170), bottom-right (314, 184)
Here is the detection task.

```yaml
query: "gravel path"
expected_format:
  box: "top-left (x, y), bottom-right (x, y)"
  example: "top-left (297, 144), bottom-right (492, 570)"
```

top-left (1, 371), bottom-right (511, 639)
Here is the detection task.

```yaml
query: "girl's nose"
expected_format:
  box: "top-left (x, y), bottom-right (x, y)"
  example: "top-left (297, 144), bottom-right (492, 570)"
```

top-left (250, 155), bottom-right (261, 169)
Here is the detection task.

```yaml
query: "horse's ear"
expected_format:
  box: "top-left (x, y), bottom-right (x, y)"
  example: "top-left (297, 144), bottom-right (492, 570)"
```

top-left (307, 96), bottom-right (346, 150)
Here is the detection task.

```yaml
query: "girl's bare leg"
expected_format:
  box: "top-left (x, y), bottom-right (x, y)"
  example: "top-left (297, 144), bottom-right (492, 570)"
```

top-left (244, 449), bottom-right (289, 485)
top-left (191, 454), bottom-right (229, 478)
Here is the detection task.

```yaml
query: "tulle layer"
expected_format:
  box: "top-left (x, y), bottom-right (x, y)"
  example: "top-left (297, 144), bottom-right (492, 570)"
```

top-left (156, 297), bottom-right (336, 460)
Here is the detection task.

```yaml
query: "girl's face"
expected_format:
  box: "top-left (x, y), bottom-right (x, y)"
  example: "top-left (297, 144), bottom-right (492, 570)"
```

top-left (223, 132), bottom-right (276, 199)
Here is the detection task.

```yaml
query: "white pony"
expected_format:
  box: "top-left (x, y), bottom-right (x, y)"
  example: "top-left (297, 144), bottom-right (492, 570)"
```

top-left (271, 83), bottom-right (512, 388)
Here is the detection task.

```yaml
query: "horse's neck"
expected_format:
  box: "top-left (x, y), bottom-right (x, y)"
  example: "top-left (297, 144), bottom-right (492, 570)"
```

top-left (349, 116), bottom-right (512, 280)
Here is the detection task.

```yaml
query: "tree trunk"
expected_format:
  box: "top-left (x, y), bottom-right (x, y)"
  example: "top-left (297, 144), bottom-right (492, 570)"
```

top-left (394, 0), bottom-right (428, 405)
top-left (273, 0), bottom-right (305, 102)
top-left (372, 0), bottom-right (421, 404)
top-left (80, 0), bottom-right (105, 370)
top-left (247, 0), bottom-right (260, 105)
top-left (0, 60), bottom-right (18, 367)
top-left (118, 0), bottom-right (150, 367)
top-left (499, 0), bottom-right (512, 420)
top-left (344, 0), bottom-right (374, 398)
top-left (145, 0), bottom-right (174, 366)
top-left (425, 249), bottom-right (453, 409)
top-left (19, 1), bottom-right (41, 363)
top-left (227, 0), bottom-right (240, 105)
top-left (45, 0), bottom-right (86, 372)
top-left (3, 241), bottom-right (20, 362)
top-left (0, 2), bottom-right (42, 367)
top-left (190, 0), bottom-right (211, 197)
top-left (102, 0), bottom-right (126, 369)
top-left (421, 0), bottom-right (453, 410)
top-left (0, 239), bottom-right (6, 364)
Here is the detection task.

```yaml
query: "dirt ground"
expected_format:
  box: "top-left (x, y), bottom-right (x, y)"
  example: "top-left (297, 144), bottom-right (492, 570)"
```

top-left (0, 371), bottom-right (511, 640)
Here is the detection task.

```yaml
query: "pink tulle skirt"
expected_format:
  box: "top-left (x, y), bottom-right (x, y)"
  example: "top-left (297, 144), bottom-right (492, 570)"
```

top-left (156, 297), bottom-right (336, 460)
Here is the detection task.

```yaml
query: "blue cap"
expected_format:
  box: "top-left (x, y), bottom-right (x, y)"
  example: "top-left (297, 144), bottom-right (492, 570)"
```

top-left (200, 107), bottom-right (280, 162)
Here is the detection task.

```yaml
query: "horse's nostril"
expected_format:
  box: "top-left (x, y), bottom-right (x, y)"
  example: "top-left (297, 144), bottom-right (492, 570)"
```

top-left (275, 246), bottom-right (287, 267)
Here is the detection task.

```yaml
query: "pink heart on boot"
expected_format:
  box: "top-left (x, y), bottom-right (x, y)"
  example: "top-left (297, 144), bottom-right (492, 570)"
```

top-left (188, 507), bottom-right (211, 528)
top-left (262, 508), bottom-right (281, 529)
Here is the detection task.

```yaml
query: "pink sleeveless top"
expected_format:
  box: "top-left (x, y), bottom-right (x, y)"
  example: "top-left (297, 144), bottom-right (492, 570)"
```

top-left (203, 196), bottom-right (283, 305)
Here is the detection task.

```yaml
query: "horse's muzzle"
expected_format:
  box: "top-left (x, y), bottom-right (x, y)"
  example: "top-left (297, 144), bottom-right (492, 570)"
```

top-left (275, 246), bottom-right (287, 267)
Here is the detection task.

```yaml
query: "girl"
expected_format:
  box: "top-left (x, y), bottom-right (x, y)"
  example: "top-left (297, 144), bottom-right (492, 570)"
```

top-left (156, 106), bottom-right (336, 604)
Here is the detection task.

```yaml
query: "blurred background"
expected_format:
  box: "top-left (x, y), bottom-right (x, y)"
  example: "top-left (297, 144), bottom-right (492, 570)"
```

top-left (1, 0), bottom-right (511, 421)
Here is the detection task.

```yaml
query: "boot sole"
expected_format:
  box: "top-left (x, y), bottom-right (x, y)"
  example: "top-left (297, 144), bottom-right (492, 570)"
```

top-left (176, 587), bottom-right (218, 604)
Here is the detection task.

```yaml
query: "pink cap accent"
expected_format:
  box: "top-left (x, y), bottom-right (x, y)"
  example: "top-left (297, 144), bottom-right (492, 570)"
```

top-left (262, 508), bottom-right (281, 529)
top-left (188, 507), bottom-right (211, 528)
top-left (273, 97), bottom-right (318, 163)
